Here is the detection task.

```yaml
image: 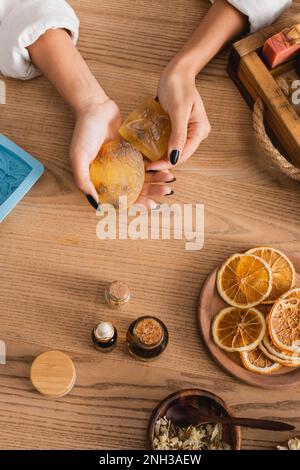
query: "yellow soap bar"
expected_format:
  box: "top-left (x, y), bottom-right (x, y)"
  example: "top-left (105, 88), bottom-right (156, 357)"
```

top-left (119, 97), bottom-right (171, 162)
top-left (90, 139), bottom-right (145, 210)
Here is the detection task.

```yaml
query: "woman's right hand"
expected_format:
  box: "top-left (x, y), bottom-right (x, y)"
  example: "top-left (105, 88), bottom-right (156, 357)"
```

top-left (70, 97), bottom-right (122, 203)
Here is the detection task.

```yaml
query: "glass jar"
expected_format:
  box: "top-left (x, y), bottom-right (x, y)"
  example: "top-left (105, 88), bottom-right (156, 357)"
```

top-left (126, 316), bottom-right (169, 361)
top-left (105, 281), bottom-right (130, 309)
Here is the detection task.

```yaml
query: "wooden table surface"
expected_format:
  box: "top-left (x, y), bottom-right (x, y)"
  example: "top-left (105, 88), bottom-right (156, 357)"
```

top-left (0, 0), bottom-right (300, 451)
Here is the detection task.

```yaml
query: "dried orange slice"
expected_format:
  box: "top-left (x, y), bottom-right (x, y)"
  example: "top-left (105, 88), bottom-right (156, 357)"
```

top-left (259, 341), bottom-right (300, 367)
top-left (241, 347), bottom-right (281, 374)
top-left (212, 307), bottom-right (266, 352)
top-left (269, 298), bottom-right (300, 353)
top-left (217, 253), bottom-right (272, 308)
top-left (263, 324), bottom-right (300, 361)
top-left (246, 247), bottom-right (296, 304)
top-left (281, 288), bottom-right (300, 300)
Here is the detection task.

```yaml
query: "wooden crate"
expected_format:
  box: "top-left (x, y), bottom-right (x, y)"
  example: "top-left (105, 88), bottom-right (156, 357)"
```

top-left (228, 15), bottom-right (300, 168)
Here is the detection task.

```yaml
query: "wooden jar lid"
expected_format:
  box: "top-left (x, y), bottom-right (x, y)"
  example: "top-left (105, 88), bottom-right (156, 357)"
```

top-left (30, 351), bottom-right (76, 398)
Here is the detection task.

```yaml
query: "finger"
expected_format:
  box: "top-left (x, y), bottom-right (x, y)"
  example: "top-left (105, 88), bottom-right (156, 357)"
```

top-left (179, 120), bottom-right (211, 165)
top-left (145, 170), bottom-right (175, 183)
top-left (179, 101), bottom-right (211, 164)
top-left (135, 196), bottom-right (160, 210)
top-left (141, 183), bottom-right (173, 197)
top-left (71, 151), bottom-right (99, 203)
top-left (168, 108), bottom-right (190, 166)
top-left (145, 158), bottom-right (173, 172)
top-left (180, 119), bottom-right (211, 164)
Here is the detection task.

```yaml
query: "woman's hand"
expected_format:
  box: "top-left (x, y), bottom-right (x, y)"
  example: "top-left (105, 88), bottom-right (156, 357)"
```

top-left (71, 97), bottom-right (174, 209)
top-left (146, 63), bottom-right (211, 171)
top-left (136, 169), bottom-right (175, 209)
top-left (70, 98), bottom-right (122, 203)
top-left (146, 0), bottom-right (250, 172)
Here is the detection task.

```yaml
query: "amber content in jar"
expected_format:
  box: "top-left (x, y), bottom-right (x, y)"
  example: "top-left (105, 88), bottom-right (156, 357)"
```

top-left (92, 322), bottom-right (118, 352)
top-left (126, 316), bottom-right (169, 361)
top-left (105, 280), bottom-right (131, 309)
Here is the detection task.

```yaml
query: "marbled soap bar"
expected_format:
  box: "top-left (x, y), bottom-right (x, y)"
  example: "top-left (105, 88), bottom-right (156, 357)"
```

top-left (119, 97), bottom-right (171, 162)
top-left (90, 139), bottom-right (144, 210)
top-left (263, 24), bottom-right (300, 69)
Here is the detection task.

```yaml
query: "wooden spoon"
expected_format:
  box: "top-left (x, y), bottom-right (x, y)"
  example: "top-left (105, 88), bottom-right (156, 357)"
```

top-left (166, 404), bottom-right (295, 431)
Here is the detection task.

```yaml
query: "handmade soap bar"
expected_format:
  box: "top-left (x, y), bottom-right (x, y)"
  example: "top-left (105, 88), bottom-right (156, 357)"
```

top-left (90, 139), bottom-right (144, 210)
top-left (119, 97), bottom-right (171, 162)
top-left (263, 24), bottom-right (300, 69)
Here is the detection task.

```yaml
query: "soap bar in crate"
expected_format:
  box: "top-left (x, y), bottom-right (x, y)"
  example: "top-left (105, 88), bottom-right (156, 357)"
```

top-left (263, 24), bottom-right (300, 69)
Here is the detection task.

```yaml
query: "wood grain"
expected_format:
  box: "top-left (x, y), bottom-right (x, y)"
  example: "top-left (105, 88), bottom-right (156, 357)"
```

top-left (0, 0), bottom-right (300, 450)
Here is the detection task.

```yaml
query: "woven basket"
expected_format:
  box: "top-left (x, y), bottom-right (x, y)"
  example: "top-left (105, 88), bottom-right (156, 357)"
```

top-left (252, 82), bottom-right (300, 182)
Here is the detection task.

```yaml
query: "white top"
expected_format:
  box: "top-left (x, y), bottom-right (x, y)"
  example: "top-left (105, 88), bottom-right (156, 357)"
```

top-left (219, 0), bottom-right (293, 32)
top-left (0, 0), bottom-right (293, 80)
top-left (0, 0), bottom-right (79, 79)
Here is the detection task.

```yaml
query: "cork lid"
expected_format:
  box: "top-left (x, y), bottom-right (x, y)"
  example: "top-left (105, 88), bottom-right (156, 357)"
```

top-left (134, 317), bottom-right (163, 346)
top-left (30, 351), bottom-right (76, 398)
top-left (107, 280), bottom-right (130, 301)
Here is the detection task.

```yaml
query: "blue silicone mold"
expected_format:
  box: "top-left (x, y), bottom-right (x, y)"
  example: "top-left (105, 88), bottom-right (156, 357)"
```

top-left (0, 134), bottom-right (44, 222)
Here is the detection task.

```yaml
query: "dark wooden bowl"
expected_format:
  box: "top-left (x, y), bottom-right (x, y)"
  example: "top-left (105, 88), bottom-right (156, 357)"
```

top-left (147, 389), bottom-right (242, 450)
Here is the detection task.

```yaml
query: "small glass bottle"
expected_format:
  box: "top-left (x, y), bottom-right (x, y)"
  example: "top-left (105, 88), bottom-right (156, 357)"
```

top-left (92, 322), bottom-right (118, 352)
top-left (126, 316), bottom-right (169, 361)
top-left (105, 281), bottom-right (130, 309)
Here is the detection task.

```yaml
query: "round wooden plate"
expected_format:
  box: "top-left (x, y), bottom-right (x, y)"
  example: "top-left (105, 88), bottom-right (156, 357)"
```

top-left (198, 251), bottom-right (300, 388)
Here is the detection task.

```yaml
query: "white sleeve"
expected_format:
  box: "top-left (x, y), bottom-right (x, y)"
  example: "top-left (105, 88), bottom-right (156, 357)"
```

top-left (0, 0), bottom-right (79, 80)
top-left (210, 0), bottom-right (292, 32)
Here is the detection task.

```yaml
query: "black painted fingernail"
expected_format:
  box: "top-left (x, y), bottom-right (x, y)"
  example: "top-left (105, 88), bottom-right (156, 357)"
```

top-left (170, 150), bottom-right (180, 165)
top-left (166, 190), bottom-right (174, 196)
top-left (86, 195), bottom-right (99, 210)
top-left (155, 96), bottom-right (159, 102)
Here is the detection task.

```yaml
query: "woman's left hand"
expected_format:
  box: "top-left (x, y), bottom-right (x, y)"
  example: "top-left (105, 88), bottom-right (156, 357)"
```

top-left (146, 64), bottom-right (211, 171)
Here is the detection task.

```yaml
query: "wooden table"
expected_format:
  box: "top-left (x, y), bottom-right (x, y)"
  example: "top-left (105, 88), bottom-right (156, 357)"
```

top-left (0, 0), bottom-right (300, 450)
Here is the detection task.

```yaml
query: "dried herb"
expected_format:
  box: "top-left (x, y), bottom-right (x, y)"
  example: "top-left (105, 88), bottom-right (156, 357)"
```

top-left (277, 437), bottom-right (300, 451)
top-left (153, 416), bottom-right (231, 450)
